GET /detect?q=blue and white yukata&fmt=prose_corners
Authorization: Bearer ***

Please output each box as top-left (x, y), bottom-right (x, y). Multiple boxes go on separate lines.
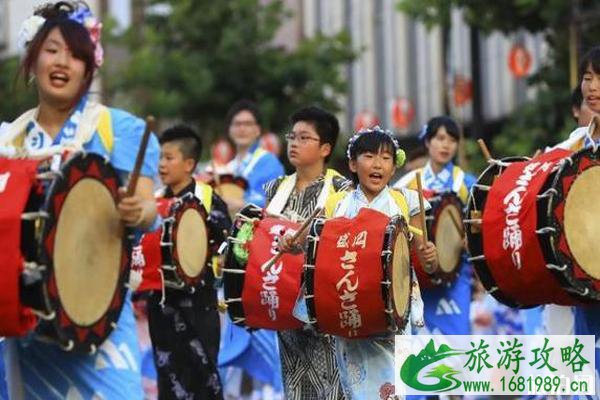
top-left (0, 95), bottom-right (160, 400)
top-left (329, 185), bottom-right (427, 400)
top-left (394, 161), bottom-right (475, 336)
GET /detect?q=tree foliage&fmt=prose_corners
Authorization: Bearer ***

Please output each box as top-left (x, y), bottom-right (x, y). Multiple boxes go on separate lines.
top-left (0, 57), bottom-right (37, 122)
top-left (397, 0), bottom-right (600, 159)
top-left (107, 0), bottom-right (355, 139)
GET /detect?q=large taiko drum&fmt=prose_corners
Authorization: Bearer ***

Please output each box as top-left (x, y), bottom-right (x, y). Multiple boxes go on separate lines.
top-left (2, 153), bottom-right (132, 353)
top-left (413, 191), bottom-right (465, 288)
top-left (304, 208), bottom-right (412, 338)
top-left (223, 204), bottom-right (304, 330)
top-left (132, 192), bottom-right (211, 292)
top-left (466, 148), bottom-right (600, 307)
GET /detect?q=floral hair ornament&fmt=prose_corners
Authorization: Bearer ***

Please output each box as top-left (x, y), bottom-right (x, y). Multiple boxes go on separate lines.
top-left (17, 3), bottom-right (104, 67)
top-left (346, 125), bottom-right (406, 167)
top-left (417, 123), bottom-right (428, 141)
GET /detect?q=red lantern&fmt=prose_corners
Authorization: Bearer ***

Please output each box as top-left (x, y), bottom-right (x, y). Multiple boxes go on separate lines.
top-left (353, 111), bottom-right (380, 132)
top-left (508, 44), bottom-right (532, 78)
top-left (260, 132), bottom-right (281, 156)
top-left (390, 97), bottom-right (415, 130)
top-left (211, 138), bottom-right (234, 166)
top-left (453, 74), bottom-right (473, 107)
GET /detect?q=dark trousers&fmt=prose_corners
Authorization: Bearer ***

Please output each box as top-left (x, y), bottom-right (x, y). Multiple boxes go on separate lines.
top-left (147, 288), bottom-right (223, 400)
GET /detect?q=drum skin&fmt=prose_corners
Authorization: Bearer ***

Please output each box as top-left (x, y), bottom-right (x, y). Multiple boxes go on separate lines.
top-left (414, 192), bottom-right (464, 288)
top-left (39, 152), bottom-right (131, 353)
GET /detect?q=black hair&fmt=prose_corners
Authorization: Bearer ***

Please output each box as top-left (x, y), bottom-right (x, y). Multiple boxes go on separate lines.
top-left (578, 46), bottom-right (600, 80)
top-left (290, 106), bottom-right (340, 162)
top-left (348, 129), bottom-right (399, 161)
top-left (225, 99), bottom-right (262, 127)
top-left (347, 129), bottom-right (399, 185)
top-left (159, 125), bottom-right (202, 166)
top-left (422, 116), bottom-right (460, 143)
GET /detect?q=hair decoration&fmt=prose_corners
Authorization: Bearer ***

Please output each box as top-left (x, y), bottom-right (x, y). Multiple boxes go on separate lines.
top-left (418, 123), bottom-right (428, 141)
top-left (346, 125), bottom-right (404, 167)
top-left (18, 3), bottom-right (104, 67)
top-left (395, 148), bottom-right (406, 168)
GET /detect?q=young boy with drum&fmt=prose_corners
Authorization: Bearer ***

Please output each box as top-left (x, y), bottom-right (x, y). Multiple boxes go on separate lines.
top-left (148, 125), bottom-right (230, 399)
top-left (323, 126), bottom-right (438, 400)
top-left (0, 2), bottom-right (159, 398)
top-left (394, 116), bottom-right (475, 336)
top-left (264, 106), bottom-right (352, 400)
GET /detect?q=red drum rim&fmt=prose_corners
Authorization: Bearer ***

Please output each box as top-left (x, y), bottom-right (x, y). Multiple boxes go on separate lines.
top-left (41, 152), bottom-right (131, 353)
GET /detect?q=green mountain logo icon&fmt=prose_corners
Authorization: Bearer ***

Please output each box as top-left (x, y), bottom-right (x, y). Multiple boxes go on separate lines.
top-left (400, 339), bottom-right (464, 392)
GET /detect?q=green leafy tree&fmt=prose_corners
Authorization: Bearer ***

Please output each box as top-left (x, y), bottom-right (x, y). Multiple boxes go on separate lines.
top-left (106, 0), bottom-right (355, 140)
top-left (397, 0), bottom-right (600, 159)
top-left (0, 57), bottom-right (37, 122)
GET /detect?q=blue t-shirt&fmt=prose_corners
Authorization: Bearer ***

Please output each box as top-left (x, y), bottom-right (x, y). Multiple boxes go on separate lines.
top-left (4, 106), bottom-right (159, 400)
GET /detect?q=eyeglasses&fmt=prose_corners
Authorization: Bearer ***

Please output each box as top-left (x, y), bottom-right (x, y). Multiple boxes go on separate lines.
top-left (285, 132), bottom-right (321, 145)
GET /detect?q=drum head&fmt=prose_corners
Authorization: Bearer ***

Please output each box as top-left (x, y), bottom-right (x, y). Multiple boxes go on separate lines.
top-left (218, 183), bottom-right (246, 201)
top-left (391, 229), bottom-right (411, 319)
top-left (54, 178), bottom-right (121, 327)
top-left (435, 204), bottom-right (463, 273)
top-left (176, 208), bottom-right (208, 279)
top-left (564, 166), bottom-right (600, 280)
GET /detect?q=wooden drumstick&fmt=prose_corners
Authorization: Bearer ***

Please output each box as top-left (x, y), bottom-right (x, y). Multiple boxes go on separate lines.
top-left (415, 172), bottom-right (428, 244)
top-left (477, 138), bottom-right (492, 162)
top-left (261, 207), bottom-right (323, 272)
top-left (126, 116), bottom-right (155, 196)
top-left (416, 172), bottom-right (436, 274)
top-left (531, 148), bottom-right (542, 158)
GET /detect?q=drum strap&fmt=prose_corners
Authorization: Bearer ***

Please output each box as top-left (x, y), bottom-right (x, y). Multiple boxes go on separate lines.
top-left (324, 188), bottom-right (410, 220)
top-left (194, 182), bottom-right (213, 212)
top-left (266, 169), bottom-right (341, 216)
top-left (242, 147), bottom-right (268, 178)
top-left (0, 102), bottom-right (113, 156)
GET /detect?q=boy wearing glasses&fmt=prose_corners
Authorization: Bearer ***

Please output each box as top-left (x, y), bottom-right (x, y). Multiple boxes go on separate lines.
top-left (264, 106), bottom-right (352, 400)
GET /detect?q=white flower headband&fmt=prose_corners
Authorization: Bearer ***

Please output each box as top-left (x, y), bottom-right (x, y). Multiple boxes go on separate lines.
top-left (17, 5), bottom-right (104, 67)
top-left (346, 125), bottom-right (406, 167)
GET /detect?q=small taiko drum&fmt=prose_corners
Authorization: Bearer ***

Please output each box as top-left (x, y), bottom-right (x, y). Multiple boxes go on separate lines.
top-left (4, 153), bottom-right (132, 353)
top-left (304, 208), bottom-right (412, 338)
top-left (209, 174), bottom-right (247, 200)
top-left (466, 148), bottom-right (600, 307)
top-left (132, 192), bottom-right (211, 292)
top-left (413, 192), bottom-right (465, 288)
top-left (223, 204), bottom-right (304, 330)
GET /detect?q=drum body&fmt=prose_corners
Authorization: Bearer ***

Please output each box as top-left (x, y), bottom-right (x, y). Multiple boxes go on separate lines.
top-left (133, 192), bottom-right (211, 292)
top-left (304, 208), bottom-right (412, 338)
top-left (414, 192), bottom-right (465, 288)
top-left (223, 205), bottom-right (304, 330)
top-left (466, 148), bottom-right (600, 307)
top-left (18, 152), bottom-right (131, 353)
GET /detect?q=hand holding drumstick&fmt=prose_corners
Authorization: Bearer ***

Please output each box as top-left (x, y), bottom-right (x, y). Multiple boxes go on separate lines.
top-left (414, 172), bottom-right (439, 274)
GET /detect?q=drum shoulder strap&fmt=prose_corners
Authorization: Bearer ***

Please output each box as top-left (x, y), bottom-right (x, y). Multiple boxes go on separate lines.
top-left (195, 181), bottom-right (213, 212)
top-left (388, 189), bottom-right (410, 220)
top-left (451, 166), bottom-right (469, 203)
top-left (324, 191), bottom-right (349, 218)
top-left (96, 107), bottom-right (114, 153)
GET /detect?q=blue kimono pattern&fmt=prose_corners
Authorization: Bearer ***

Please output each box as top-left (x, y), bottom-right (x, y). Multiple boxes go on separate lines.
top-left (417, 162), bottom-right (476, 336)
